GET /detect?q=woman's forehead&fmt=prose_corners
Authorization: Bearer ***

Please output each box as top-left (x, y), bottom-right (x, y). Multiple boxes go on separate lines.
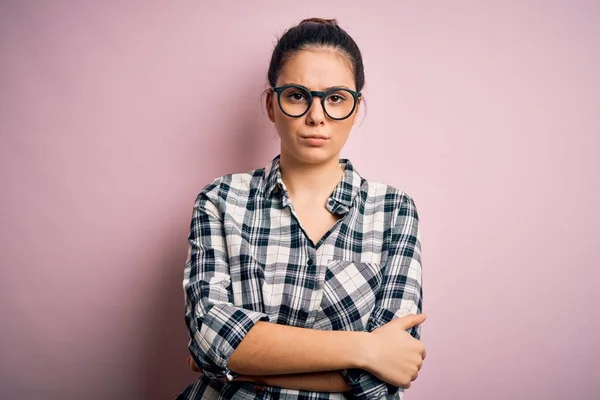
top-left (277, 49), bottom-right (355, 90)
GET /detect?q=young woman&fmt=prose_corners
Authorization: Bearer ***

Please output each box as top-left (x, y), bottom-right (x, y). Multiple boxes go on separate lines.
top-left (177, 18), bottom-right (426, 400)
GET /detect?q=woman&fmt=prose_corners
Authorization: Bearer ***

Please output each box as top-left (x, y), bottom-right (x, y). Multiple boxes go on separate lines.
top-left (177, 18), bottom-right (426, 400)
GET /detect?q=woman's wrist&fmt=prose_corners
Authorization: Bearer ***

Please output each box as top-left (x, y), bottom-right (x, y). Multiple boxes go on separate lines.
top-left (348, 331), bottom-right (373, 370)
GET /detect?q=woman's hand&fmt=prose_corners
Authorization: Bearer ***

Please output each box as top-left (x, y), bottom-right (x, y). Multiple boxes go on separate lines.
top-left (361, 314), bottom-right (427, 389)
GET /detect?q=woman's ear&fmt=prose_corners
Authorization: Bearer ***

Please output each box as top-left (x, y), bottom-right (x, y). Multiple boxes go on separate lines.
top-left (266, 90), bottom-right (275, 122)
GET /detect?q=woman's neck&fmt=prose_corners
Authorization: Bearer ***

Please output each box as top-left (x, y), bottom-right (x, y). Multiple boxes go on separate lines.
top-left (279, 154), bottom-right (344, 201)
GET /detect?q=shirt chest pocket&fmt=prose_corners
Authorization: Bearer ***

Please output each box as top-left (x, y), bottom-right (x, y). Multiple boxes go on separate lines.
top-left (319, 260), bottom-right (384, 330)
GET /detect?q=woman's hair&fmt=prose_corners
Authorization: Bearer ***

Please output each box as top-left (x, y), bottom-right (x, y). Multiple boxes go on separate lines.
top-left (267, 18), bottom-right (365, 92)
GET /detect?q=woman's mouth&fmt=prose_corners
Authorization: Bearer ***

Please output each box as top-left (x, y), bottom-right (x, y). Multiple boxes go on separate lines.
top-left (300, 135), bottom-right (328, 146)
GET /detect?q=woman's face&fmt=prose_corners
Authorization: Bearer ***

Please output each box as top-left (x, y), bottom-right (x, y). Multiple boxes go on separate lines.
top-left (267, 49), bottom-right (360, 165)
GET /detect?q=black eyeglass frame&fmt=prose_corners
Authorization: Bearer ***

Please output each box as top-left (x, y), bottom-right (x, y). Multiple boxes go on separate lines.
top-left (271, 84), bottom-right (362, 121)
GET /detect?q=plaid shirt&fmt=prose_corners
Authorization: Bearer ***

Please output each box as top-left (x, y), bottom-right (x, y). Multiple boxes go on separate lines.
top-left (177, 155), bottom-right (423, 400)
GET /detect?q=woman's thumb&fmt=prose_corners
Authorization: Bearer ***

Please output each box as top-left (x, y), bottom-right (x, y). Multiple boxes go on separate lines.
top-left (397, 313), bottom-right (427, 330)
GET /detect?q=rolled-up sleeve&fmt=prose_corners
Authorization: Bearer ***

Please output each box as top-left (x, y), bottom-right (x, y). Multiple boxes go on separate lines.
top-left (341, 194), bottom-right (423, 399)
top-left (183, 184), bottom-right (269, 381)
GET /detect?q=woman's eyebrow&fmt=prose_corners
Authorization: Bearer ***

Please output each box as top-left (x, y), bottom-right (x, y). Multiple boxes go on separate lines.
top-left (323, 85), bottom-right (351, 91)
top-left (280, 83), bottom-right (352, 91)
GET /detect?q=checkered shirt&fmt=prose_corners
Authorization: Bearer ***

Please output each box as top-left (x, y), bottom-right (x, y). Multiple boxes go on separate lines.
top-left (177, 155), bottom-right (423, 400)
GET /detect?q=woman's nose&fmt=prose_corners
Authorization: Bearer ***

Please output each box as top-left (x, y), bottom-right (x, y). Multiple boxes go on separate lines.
top-left (305, 97), bottom-right (325, 125)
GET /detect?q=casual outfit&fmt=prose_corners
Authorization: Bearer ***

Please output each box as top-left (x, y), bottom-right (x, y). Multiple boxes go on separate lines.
top-left (177, 155), bottom-right (422, 400)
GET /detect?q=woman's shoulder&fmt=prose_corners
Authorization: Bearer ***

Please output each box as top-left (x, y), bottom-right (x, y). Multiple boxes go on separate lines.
top-left (358, 179), bottom-right (420, 235)
top-left (360, 178), bottom-right (418, 212)
top-left (193, 165), bottom-right (268, 205)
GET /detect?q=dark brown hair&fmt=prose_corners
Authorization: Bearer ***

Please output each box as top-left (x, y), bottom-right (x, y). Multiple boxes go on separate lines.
top-left (267, 18), bottom-right (365, 91)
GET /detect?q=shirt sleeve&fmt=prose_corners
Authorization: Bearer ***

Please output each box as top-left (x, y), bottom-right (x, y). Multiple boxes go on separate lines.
top-left (183, 186), bottom-right (270, 381)
top-left (341, 194), bottom-right (423, 399)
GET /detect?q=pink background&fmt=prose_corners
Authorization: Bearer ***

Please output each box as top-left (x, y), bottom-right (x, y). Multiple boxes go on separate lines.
top-left (1, 1), bottom-right (599, 399)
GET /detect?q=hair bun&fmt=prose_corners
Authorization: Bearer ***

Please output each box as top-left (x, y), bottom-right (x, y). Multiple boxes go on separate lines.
top-left (299, 17), bottom-right (339, 26)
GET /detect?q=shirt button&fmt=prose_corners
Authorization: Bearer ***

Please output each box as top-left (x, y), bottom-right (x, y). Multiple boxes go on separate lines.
top-left (307, 258), bottom-right (313, 266)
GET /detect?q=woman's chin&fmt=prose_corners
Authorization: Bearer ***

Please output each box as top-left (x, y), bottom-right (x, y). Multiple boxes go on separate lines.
top-left (288, 148), bottom-right (338, 165)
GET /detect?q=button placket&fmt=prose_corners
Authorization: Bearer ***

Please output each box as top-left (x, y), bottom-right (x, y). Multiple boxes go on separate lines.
top-left (305, 250), bottom-right (326, 327)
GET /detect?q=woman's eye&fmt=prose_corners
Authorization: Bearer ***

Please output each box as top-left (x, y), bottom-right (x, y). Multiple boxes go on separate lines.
top-left (288, 92), bottom-right (307, 102)
top-left (327, 94), bottom-right (345, 103)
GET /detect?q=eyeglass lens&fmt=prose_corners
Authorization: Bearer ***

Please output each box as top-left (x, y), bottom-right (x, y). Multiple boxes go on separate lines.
top-left (278, 87), bottom-right (356, 119)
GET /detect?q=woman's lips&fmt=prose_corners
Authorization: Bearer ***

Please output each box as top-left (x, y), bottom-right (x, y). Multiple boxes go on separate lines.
top-left (301, 135), bottom-right (328, 146)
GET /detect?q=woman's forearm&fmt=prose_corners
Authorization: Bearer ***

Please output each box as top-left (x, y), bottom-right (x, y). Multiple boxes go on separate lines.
top-left (190, 356), bottom-right (351, 393)
top-left (227, 321), bottom-right (369, 376)
top-left (257, 371), bottom-right (351, 392)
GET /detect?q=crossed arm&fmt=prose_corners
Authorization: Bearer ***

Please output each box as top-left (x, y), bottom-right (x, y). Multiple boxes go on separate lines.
top-left (188, 354), bottom-right (351, 392)
top-left (184, 190), bottom-right (423, 397)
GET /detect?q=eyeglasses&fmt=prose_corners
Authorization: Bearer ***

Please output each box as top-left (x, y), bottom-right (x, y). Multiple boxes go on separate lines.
top-left (271, 84), bottom-right (362, 121)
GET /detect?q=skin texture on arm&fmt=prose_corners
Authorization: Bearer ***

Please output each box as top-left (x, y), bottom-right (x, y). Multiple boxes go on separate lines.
top-left (188, 357), bottom-right (351, 392)
top-left (227, 321), bottom-right (369, 375)
top-left (258, 372), bottom-right (350, 392)
top-left (226, 313), bottom-right (426, 392)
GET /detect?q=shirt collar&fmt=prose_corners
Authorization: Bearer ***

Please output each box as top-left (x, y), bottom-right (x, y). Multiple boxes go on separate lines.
top-left (263, 154), bottom-right (363, 211)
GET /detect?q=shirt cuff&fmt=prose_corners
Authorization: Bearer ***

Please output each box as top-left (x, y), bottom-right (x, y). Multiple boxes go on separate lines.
top-left (341, 368), bottom-right (398, 399)
top-left (196, 304), bottom-right (269, 377)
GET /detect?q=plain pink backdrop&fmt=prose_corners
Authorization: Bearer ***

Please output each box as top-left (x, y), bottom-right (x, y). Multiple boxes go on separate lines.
top-left (1, 1), bottom-right (599, 399)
